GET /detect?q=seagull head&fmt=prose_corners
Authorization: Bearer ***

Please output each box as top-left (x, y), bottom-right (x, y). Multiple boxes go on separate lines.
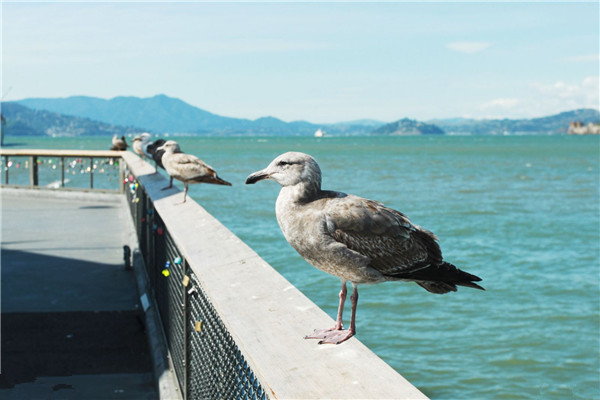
top-left (158, 140), bottom-right (181, 154)
top-left (245, 151), bottom-right (322, 188)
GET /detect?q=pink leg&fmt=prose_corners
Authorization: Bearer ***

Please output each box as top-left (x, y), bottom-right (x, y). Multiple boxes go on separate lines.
top-left (348, 284), bottom-right (358, 335)
top-left (182, 184), bottom-right (188, 203)
top-left (305, 281), bottom-right (357, 344)
top-left (161, 176), bottom-right (173, 191)
top-left (176, 183), bottom-right (188, 205)
top-left (334, 282), bottom-right (347, 330)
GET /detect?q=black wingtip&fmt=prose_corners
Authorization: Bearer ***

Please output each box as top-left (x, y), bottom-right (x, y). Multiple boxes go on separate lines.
top-left (459, 281), bottom-right (485, 291)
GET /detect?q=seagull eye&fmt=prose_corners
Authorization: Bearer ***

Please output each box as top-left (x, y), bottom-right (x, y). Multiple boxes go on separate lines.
top-left (278, 160), bottom-right (291, 166)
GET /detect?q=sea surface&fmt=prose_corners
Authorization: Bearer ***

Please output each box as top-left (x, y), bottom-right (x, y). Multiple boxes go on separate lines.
top-left (3, 135), bottom-right (599, 399)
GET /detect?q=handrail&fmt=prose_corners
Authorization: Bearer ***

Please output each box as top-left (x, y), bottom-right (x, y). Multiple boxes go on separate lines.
top-left (120, 151), bottom-right (428, 399)
top-left (0, 149), bottom-right (125, 157)
top-left (0, 149), bottom-right (124, 191)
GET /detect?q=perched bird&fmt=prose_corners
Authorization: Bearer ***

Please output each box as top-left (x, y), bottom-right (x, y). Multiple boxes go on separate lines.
top-left (110, 134), bottom-right (128, 151)
top-left (132, 133), bottom-right (151, 158)
top-left (159, 140), bottom-right (232, 203)
top-left (144, 139), bottom-right (166, 173)
top-left (246, 152), bottom-right (483, 344)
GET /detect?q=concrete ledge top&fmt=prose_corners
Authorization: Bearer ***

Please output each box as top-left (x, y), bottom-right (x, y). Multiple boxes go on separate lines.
top-left (122, 152), bottom-right (428, 400)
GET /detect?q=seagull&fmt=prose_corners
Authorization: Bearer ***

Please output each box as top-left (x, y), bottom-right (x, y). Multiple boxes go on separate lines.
top-left (110, 134), bottom-right (128, 151)
top-left (246, 152), bottom-right (483, 344)
top-left (144, 138), bottom-right (166, 173)
top-left (132, 133), bottom-right (151, 158)
top-left (159, 140), bottom-right (232, 203)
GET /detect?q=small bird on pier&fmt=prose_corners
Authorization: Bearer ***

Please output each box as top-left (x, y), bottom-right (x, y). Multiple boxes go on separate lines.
top-left (132, 133), bottom-right (151, 158)
top-left (159, 140), bottom-right (232, 203)
top-left (110, 134), bottom-right (128, 151)
top-left (246, 152), bottom-right (483, 344)
top-left (144, 139), bottom-right (167, 173)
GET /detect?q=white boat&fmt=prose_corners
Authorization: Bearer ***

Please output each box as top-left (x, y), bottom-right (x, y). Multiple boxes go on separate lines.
top-left (314, 128), bottom-right (325, 137)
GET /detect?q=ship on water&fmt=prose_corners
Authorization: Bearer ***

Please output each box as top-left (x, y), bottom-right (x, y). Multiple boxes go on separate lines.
top-left (314, 128), bottom-right (325, 137)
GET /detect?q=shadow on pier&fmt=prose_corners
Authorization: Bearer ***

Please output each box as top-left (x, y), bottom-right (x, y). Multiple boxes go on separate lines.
top-left (0, 190), bottom-right (157, 399)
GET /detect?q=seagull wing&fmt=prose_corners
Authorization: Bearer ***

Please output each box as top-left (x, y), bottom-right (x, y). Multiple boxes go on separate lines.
top-left (323, 195), bottom-right (442, 276)
top-left (169, 153), bottom-right (211, 178)
top-left (169, 153), bottom-right (232, 185)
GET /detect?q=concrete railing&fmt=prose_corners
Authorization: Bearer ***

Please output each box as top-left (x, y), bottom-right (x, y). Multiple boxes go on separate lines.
top-left (120, 151), bottom-right (427, 399)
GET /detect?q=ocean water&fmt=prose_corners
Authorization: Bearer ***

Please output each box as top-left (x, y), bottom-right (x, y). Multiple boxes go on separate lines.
top-left (4, 135), bottom-right (599, 399)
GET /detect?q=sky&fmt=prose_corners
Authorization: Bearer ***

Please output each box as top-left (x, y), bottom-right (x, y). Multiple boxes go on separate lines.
top-left (2, 1), bottom-right (599, 124)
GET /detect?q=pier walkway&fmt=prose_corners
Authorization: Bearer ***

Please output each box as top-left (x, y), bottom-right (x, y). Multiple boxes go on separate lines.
top-left (0, 189), bottom-right (157, 399)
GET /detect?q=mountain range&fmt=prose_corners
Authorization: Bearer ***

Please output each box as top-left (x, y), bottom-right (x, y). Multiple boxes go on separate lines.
top-left (431, 109), bottom-right (600, 135)
top-left (1, 102), bottom-right (145, 137)
top-left (2, 94), bottom-right (599, 137)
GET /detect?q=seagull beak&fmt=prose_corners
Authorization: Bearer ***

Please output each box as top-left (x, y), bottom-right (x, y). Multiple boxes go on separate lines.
top-left (245, 169), bottom-right (271, 184)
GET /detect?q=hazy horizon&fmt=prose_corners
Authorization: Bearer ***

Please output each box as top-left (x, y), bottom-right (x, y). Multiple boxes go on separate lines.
top-left (9, 93), bottom-right (600, 125)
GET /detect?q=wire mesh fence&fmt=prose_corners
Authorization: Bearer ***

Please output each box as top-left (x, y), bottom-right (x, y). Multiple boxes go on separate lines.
top-left (124, 168), bottom-right (267, 400)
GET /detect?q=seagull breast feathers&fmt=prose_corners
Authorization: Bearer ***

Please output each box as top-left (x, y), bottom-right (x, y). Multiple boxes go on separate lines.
top-left (322, 195), bottom-right (442, 276)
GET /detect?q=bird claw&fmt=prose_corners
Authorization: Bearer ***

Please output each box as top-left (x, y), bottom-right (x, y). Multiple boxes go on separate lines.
top-left (304, 328), bottom-right (355, 345)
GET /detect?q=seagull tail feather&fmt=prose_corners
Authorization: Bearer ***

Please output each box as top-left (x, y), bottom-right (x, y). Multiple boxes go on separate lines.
top-left (402, 262), bottom-right (484, 294)
top-left (211, 176), bottom-right (232, 186)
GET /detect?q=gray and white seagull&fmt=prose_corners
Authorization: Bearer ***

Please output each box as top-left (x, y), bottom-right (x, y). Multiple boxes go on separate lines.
top-left (246, 151), bottom-right (484, 345)
top-left (159, 141), bottom-right (232, 203)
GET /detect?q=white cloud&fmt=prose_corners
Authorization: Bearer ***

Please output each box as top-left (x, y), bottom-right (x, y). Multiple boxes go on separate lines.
top-left (446, 41), bottom-right (492, 54)
top-left (561, 54), bottom-right (600, 63)
top-left (476, 77), bottom-right (599, 119)
top-left (531, 77), bottom-right (599, 106)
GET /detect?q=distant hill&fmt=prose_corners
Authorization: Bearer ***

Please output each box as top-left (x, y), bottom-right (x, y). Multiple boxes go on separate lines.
top-left (16, 94), bottom-right (252, 134)
top-left (372, 118), bottom-right (444, 135)
top-left (8, 94), bottom-right (599, 137)
top-left (1, 102), bottom-right (144, 137)
top-left (430, 109), bottom-right (600, 135)
top-left (327, 119), bottom-right (386, 136)
top-left (14, 94), bottom-right (385, 136)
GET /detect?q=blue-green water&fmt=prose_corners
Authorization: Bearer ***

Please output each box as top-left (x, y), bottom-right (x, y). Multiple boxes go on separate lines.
top-left (4, 135), bottom-right (599, 399)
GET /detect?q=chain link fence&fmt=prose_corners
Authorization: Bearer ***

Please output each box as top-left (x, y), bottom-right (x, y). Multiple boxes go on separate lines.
top-left (124, 170), bottom-right (267, 400)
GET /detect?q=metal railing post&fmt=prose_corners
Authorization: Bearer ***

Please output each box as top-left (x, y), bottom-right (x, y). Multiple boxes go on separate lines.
top-left (61, 157), bottom-right (65, 187)
top-left (29, 156), bottom-right (38, 187)
top-left (119, 158), bottom-right (125, 193)
top-left (4, 155), bottom-right (8, 184)
top-left (90, 157), bottom-right (94, 189)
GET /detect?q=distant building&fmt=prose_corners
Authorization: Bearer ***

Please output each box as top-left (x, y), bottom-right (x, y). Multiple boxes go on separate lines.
top-left (568, 121), bottom-right (600, 135)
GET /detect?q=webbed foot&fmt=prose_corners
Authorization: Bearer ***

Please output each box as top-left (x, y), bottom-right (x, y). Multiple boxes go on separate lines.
top-left (304, 328), bottom-right (355, 345)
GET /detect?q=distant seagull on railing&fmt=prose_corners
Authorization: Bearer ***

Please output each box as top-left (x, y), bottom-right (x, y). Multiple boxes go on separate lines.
top-left (145, 139), bottom-right (167, 173)
top-left (132, 133), bottom-right (152, 158)
top-left (246, 152), bottom-right (484, 344)
top-left (110, 134), bottom-right (128, 151)
top-left (158, 140), bottom-right (232, 203)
